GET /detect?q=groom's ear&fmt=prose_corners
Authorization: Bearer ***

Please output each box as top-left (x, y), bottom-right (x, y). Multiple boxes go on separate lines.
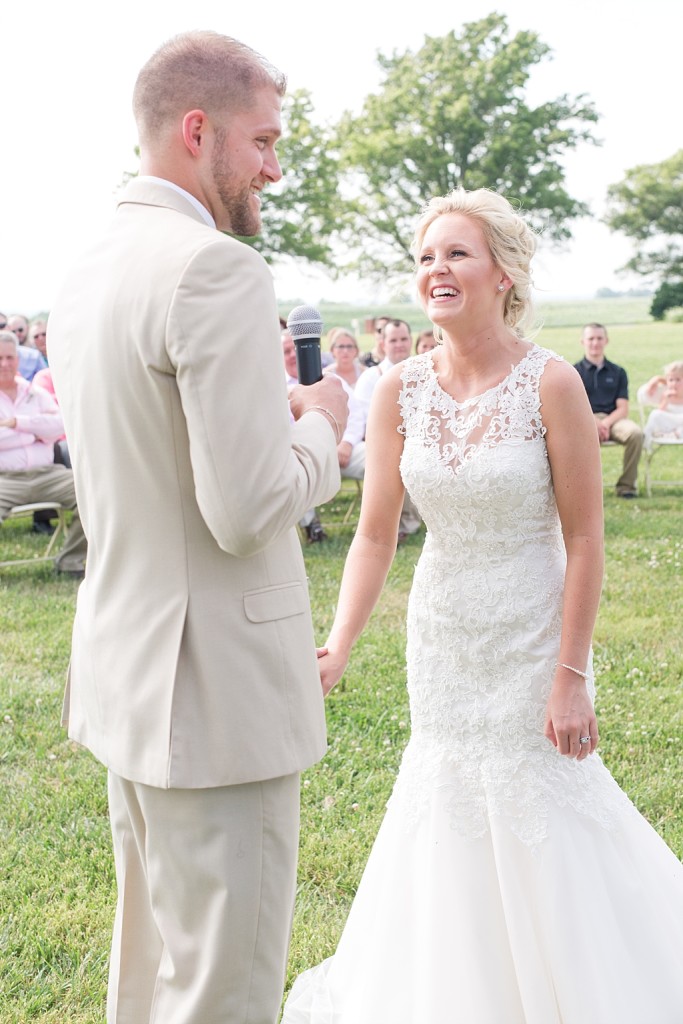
top-left (181, 110), bottom-right (209, 157)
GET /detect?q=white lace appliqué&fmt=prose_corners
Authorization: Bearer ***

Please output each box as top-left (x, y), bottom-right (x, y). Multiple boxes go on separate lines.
top-left (389, 346), bottom-right (638, 848)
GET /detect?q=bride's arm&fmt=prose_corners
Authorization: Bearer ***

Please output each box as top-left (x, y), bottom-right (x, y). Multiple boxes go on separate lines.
top-left (541, 359), bottom-right (605, 760)
top-left (319, 366), bottom-right (407, 696)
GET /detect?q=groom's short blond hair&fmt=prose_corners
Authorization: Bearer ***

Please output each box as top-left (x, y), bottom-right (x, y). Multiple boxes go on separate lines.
top-left (133, 30), bottom-right (286, 147)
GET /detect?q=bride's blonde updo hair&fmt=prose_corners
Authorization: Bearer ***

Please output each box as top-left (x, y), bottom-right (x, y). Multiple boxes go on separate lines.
top-left (411, 187), bottom-right (538, 339)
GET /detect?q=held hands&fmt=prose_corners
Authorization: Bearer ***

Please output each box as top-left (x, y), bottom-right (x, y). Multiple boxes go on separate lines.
top-left (316, 645), bottom-right (349, 697)
top-left (290, 376), bottom-right (349, 441)
top-left (544, 669), bottom-right (599, 761)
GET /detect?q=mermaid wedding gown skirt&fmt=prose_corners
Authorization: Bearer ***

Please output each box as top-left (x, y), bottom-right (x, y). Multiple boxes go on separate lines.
top-left (282, 347), bottom-right (683, 1024)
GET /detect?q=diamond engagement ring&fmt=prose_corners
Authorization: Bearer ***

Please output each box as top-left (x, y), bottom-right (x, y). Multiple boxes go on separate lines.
top-left (579, 736), bottom-right (591, 744)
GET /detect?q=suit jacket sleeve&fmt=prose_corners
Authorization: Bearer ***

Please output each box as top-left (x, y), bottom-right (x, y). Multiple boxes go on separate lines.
top-left (166, 237), bottom-right (340, 557)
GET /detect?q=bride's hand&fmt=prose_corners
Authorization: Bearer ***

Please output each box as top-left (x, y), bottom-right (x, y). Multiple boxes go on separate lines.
top-left (544, 674), bottom-right (599, 761)
top-left (316, 646), bottom-right (350, 697)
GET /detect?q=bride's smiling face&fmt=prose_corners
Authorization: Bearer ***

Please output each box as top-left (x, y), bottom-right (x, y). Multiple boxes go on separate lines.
top-left (416, 213), bottom-right (509, 329)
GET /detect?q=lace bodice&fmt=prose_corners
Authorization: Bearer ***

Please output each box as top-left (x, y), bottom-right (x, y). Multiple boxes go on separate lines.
top-left (398, 346), bottom-right (560, 545)
top-left (390, 346), bottom-right (637, 847)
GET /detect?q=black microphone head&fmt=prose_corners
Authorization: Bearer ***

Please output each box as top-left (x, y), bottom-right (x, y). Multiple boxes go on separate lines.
top-left (286, 305), bottom-right (324, 341)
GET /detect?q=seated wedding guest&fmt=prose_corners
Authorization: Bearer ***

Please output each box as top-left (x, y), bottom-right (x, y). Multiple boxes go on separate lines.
top-left (7, 314), bottom-right (29, 346)
top-left (18, 343), bottom-right (47, 382)
top-left (354, 319), bottom-right (422, 542)
top-left (0, 331), bottom-right (86, 575)
top-left (415, 328), bottom-right (438, 354)
top-left (325, 329), bottom-right (365, 389)
top-left (8, 314), bottom-right (48, 382)
top-left (29, 365), bottom-right (71, 533)
top-left (325, 365), bottom-right (366, 484)
top-left (33, 367), bottom-right (71, 467)
top-left (573, 322), bottom-right (643, 498)
top-left (359, 315), bottom-right (390, 368)
top-left (28, 320), bottom-right (49, 361)
top-left (0, 313), bottom-right (7, 329)
top-left (355, 319), bottom-right (414, 425)
top-left (637, 361), bottom-right (683, 449)
top-left (283, 330), bottom-right (327, 542)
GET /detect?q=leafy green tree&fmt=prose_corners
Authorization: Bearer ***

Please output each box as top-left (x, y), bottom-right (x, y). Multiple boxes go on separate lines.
top-left (604, 150), bottom-right (683, 319)
top-left (121, 21), bottom-right (599, 285)
top-left (331, 13), bottom-right (599, 279)
top-left (248, 89), bottom-right (343, 267)
top-left (121, 91), bottom-right (343, 270)
top-left (649, 281), bottom-right (683, 321)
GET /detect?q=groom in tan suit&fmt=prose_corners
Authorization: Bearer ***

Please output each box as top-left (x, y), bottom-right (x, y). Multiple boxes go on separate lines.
top-left (48, 31), bottom-right (347, 1024)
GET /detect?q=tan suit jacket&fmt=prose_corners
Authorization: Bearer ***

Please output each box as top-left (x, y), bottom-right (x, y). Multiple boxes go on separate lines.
top-left (48, 178), bottom-right (340, 789)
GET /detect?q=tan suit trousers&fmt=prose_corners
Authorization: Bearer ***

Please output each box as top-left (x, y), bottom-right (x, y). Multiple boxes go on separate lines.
top-left (107, 771), bottom-right (300, 1024)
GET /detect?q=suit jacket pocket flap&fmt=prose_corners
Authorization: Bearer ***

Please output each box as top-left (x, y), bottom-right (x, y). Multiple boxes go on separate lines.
top-left (243, 582), bottom-right (307, 623)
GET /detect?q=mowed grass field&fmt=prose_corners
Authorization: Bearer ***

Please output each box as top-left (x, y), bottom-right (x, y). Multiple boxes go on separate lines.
top-left (1, 297), bottom-right (681, 1022)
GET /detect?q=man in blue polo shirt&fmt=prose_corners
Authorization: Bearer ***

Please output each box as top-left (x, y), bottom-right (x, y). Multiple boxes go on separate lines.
top-left (574, 322), bottom-right (643, 498)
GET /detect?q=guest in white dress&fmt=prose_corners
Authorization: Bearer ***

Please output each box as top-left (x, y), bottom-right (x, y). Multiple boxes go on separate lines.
top-left (637, 360), bottom-right (683, 449)
top-left (282, 187), bottom-right (683, 1024)
top-left (324, 329), bottom-right (365, 389)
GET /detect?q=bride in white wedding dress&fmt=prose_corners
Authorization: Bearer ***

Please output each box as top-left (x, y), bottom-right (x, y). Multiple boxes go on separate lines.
top-left (281, 188), bottom-right (683, 1024)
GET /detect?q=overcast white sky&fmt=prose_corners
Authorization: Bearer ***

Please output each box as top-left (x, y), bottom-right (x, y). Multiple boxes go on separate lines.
top-left (2, 0), bottom-right (681, 315)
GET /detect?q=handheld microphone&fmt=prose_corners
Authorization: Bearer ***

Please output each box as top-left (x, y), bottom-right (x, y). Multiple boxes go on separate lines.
top-left (286, 305), bottom-right (323, 385)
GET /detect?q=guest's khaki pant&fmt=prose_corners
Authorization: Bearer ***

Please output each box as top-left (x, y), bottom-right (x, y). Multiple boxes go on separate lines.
top-left (597, 414), bottom-right (644, 495)
top-left (107, 771), bottom-right (300, 1024)
top-left (0, 464), bottom-right (87, 571)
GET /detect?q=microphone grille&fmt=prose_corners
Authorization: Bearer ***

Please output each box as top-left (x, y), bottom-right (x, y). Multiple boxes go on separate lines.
top-left (286, 305), bottom-right (324, 340)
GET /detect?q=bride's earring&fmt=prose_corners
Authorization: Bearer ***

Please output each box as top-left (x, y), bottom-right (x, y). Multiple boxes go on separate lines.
top-left (497, 284), bottom-right (505, 292)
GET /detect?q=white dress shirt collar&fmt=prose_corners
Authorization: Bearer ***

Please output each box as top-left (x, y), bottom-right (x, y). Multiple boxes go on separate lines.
top-left (139, 176), bottom-right (216, 229)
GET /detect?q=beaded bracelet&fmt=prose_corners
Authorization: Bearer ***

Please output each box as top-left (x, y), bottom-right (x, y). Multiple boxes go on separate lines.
top-left (556, 662), bottom-right (589, 680)
top-left (309, 405), bottom-right (342, 444)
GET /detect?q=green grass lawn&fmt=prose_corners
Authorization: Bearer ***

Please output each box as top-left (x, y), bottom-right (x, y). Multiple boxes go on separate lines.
top-left (1, 310), bottom-right (682, 1021)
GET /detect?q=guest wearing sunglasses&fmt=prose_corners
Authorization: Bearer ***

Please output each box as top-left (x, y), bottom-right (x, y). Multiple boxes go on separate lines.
top-left (28, 320), bottom-right (48, 361)
top-left (359, 315), bottom-right (390, 368)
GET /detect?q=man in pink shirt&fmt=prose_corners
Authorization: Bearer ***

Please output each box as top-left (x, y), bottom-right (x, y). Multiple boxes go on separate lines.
top-left (0, 331), bottom-right (86, 575)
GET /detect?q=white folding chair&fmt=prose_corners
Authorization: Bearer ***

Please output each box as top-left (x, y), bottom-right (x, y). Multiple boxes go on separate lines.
top-left (0, 502), bottom-right (68, 568)
top-left (639, 403), bottom-right (683, 497)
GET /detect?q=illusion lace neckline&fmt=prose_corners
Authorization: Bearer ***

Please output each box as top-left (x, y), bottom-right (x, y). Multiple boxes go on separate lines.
top-left (425, 344), bottom-right (536, 409)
